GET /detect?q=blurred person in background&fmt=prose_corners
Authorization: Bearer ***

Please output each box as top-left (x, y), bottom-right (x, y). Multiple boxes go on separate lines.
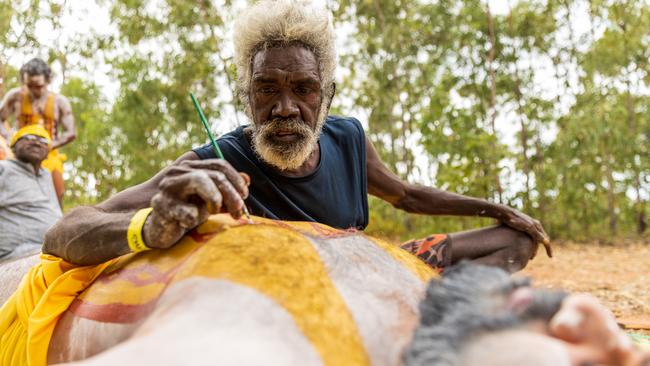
top-left (0, 57), bottom-right (76, 205)
top-left (0, 125), bottom-right (62, 262)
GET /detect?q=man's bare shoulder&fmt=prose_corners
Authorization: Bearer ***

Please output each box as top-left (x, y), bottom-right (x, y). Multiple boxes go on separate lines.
top-left (54, 93), bottom-right (68, 103)
top-left (3, 87), bottom-right (23, 102)
top-left (54, 93), bottom-right (71, 109)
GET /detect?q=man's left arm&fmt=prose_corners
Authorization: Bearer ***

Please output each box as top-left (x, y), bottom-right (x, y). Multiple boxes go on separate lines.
top-left (365, 136), bottom-right (552, 257)
top-left (52, 95), bottom-right (76, 149)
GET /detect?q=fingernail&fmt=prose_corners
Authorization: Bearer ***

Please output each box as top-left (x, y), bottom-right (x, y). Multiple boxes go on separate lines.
top-left (551, 307), bottom-right (584, 331)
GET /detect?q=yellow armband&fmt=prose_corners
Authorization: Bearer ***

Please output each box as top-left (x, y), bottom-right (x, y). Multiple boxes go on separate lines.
top-left (127, 207), bottom-right (154, 253)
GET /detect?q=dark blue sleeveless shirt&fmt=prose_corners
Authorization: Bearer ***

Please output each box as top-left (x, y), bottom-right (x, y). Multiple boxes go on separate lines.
top-left (192, 116), bottom-right (368, 229)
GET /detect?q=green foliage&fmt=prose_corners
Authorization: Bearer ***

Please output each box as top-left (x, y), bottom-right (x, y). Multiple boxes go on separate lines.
top-left (3, 0), bottom-right (647, 241)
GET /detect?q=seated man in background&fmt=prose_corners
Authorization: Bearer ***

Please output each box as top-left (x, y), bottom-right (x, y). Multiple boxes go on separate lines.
top-left (0, 125), bottom-right (62, 261)
top-left (406, 263), bottom-right (650, 366)
top-left (0, 57), bottom-right (77, 205)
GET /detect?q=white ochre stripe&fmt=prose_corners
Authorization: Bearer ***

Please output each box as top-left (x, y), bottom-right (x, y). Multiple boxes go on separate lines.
top-left (308, 235), bottom-right (434, 366)
top-left (171, 224), bottom-right (371, 366)
top-left (364, 236), bottom-right (438, 282)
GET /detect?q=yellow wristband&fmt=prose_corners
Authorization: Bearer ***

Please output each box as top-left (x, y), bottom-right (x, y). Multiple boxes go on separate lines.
top-left (127, 207), bottom-right (154, 253)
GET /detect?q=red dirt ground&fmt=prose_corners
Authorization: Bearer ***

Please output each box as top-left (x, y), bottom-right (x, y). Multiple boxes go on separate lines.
top-left (521, 242), bottom-right (650, 336)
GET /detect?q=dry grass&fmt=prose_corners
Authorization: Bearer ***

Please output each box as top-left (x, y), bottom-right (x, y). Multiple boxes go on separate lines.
top-left (521, 242), bottom-right (650, 336)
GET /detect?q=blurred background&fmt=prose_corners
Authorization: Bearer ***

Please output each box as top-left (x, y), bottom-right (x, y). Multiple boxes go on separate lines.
top-left (0, 0), bottom-right (647, 242)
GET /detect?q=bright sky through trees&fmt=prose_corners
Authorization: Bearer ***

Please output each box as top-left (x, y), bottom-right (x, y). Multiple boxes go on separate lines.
top-left (1, 0), bottom-right (647, 241)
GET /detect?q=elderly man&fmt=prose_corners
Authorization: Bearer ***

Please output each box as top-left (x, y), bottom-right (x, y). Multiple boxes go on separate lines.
top-left (0, 125), bottom-right (62, 261)
top-left (0, 57), bottom-right (77, 205)
top-left (44, 0), bottom-right (549, 269)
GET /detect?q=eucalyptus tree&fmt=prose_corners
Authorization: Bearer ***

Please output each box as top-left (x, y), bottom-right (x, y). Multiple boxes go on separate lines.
top-left (105, 0), bottom-right (240, 189)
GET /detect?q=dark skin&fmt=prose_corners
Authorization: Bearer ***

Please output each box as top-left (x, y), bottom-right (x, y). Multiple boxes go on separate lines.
top-left (0, 74), bottom-right (76, 150)
top-left (11, 135), bottom-right (50, 174)
top-left (0, 73), bottom-right (77, 205)
top-left (44, 45), bottom-right (550, 269)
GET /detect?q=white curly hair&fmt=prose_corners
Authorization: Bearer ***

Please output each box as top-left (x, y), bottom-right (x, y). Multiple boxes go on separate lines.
top-left (233, 0), bottom-right (337, 119)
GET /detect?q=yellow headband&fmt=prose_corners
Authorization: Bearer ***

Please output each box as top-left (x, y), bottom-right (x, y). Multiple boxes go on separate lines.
top-left (10, 125), bottom-right (51, 147)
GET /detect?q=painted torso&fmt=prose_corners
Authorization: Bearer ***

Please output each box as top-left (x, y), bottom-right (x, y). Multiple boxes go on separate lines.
top-left (6, 88), bottom-right (61, 137)
top-left (1, 215), bottom-right (436, 365)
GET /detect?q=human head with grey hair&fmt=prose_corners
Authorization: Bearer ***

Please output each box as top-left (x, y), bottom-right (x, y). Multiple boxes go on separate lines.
top-left (405, 263), bottom-right (650, 366)
top-left (232, 0), bottom-right (337, 171)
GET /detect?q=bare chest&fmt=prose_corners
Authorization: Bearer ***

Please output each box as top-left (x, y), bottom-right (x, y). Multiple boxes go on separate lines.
top-left (11, 93), bottom-right (59, 121)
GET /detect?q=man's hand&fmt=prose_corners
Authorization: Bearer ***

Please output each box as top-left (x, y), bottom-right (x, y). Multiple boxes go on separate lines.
top-left (499, 205), bottom-right (552, 258)
top-left (142, 159), bottom-right (249, 249)
top-left (550, 294), bottom-right (650, 366)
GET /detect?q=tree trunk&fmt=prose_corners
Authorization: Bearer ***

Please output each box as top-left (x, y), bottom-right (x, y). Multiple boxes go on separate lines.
top-left (600, 130), bottom-right (618, 236)
top-left (506, 5), bottom-right (531, 211)
top-left (604, 156), bottom-right (618, 237)
top-left (534, 133), bottom-right (547, 225)
top-left (373, 0), bottom-right (401, 175)
top-left (486, 2), bottom-right (503, 204)
top-left (635, 175), bottom-right (646, 235)
top-left (620, 20), bottom-right (646, 236)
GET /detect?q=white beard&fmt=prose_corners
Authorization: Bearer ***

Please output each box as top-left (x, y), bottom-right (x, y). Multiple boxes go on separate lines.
top-left (251, 116), bottom-right (326, 171)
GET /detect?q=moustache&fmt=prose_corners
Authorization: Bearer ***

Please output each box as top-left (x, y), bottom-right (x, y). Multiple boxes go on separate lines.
top-left (257, 118), bottom-right (313, 138)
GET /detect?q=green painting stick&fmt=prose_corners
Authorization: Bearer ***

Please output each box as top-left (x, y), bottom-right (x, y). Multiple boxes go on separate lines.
top-left (190, 93), bottom-right (252, 223)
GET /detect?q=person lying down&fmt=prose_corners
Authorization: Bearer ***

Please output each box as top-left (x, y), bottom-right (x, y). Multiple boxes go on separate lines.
top-left (407, 263), bottom-right (650, 366)
top-left (0, 214), bottom-right (647, 365)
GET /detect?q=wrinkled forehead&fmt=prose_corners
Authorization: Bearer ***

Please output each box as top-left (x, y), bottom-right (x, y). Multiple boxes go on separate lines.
top-left (23, 74), bottom-right (47, 86)
top-left (251, 45), bottom-right (320, 81)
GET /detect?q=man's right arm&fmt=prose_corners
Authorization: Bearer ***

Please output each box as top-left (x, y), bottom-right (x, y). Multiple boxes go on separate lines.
top-left (0, 89), bottom-right (19, 140)
top-left (43, 152), bottom-right (250, 265)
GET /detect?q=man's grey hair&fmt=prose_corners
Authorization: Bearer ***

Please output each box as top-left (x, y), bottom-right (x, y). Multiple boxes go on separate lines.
top-left (405, 263), bottom-right (567, 366)
top-left (233, 0), bottom-right (337, 118)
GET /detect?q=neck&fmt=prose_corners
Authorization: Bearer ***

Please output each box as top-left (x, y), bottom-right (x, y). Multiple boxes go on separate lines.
top-left (16, 157), bottom-right (42, 175)
top-left (23, 88), bottom-right (48, 101)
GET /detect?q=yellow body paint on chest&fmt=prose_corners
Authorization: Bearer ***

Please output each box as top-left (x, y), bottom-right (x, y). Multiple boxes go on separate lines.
top-left (171, 223), bottom-right (371, 366)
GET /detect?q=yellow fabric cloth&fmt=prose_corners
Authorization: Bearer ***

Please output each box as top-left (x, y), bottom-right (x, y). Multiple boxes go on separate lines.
top-left (40, 149), bottom-right (66, 174)
top-left (0, 254), bottom-right (114, 366)
top-left (9, 125), bottom-right (51, 148)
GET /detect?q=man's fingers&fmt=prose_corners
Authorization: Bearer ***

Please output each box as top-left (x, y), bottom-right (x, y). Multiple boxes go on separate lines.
top-left (533, 220), bottom-right (552, 257)
top-left (543, 241), bottom-right (553, 258)
top-left (152, 194), bottom-right (209, 229)
top-left (159, 168), bottom-right (247, 218)
top-left (534, 219), bottom-right (550, 242)
top-left (551, 294), bottom-right (629, 354)
top-left (240, 172), bottom-right (251, 187)
top-left (505, 209), bottom-right (551, 258)
top-left (180, 159), bottom-right (249, 198)
top-left (159, 170), bottom-right (223, 214)
top-left (205, 170), bottom-right (245, 219)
